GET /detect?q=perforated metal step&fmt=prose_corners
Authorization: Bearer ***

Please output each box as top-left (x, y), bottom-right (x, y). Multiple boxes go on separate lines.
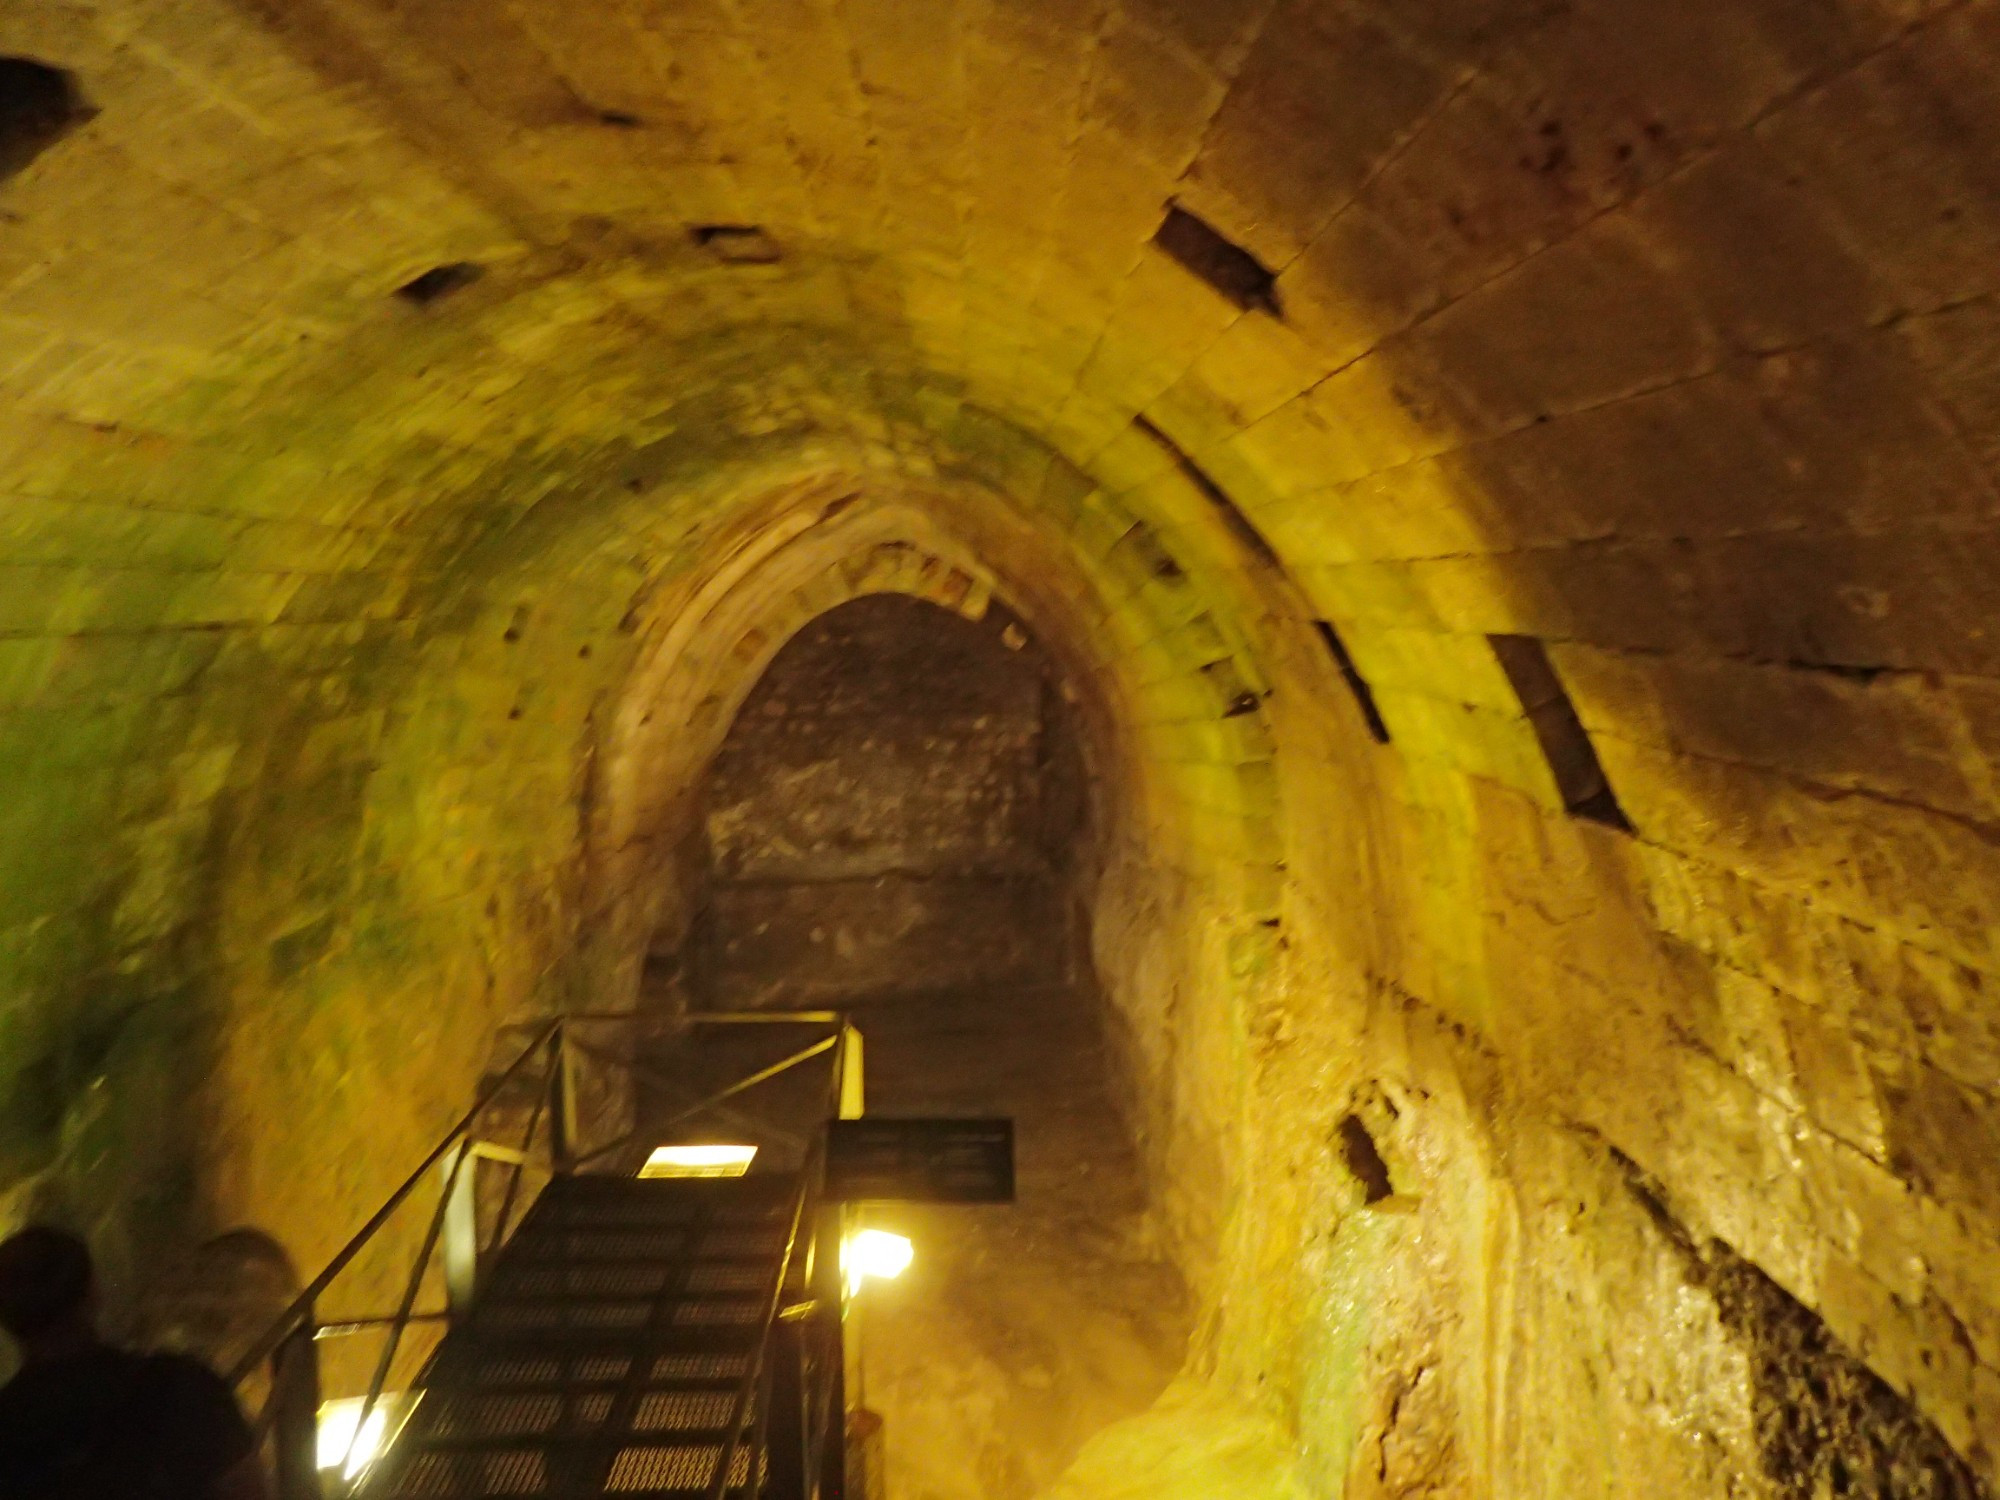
top-left (358, 1174), bottom-right (797, 1499)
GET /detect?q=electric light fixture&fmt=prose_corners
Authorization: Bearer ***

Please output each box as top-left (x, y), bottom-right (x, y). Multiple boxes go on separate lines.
top-left (318, 1396), bottom-right (392, 1477)
top-left (640, 1143), bottom-right (759, 1179)
top-left (842, 1228), bottom-right (914, 1294)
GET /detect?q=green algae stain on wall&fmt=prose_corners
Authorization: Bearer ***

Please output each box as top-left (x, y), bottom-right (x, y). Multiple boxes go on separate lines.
top-left (0, 845), bottom-right (217, 1314)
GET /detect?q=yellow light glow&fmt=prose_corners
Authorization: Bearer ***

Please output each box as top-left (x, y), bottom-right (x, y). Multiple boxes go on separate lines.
top-left (842, 1229), bottom-right (914, 1293)
top-left (318, 1397), bottom-right (390, 1477)
top-left (640, 1143), bottom-right (758, 1179)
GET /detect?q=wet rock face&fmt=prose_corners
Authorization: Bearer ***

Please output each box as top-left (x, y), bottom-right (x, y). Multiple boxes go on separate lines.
top-left (1600, 1147), bottom-right (1989, 1500)
top-left (1710, 1258), bottom-right (1986, 1500)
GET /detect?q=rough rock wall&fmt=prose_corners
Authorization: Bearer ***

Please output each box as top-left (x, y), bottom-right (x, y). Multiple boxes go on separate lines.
top-left (698, 594), bottom-right (1076, 1004)
top-left (1079, 614), bottom-right (2000, 1496)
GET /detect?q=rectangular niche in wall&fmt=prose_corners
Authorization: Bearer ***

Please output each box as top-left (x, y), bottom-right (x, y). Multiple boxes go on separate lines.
top-left (1152, 203), bottom-right (1281, 317)
top-left (1, 59), bottom-right (92, 182)
top-left (1313, 620), bottom-right (1391, 745)
top-left (1488, 634), bottom-right (1632, 832)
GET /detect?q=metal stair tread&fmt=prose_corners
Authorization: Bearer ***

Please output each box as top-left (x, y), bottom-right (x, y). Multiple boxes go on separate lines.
top-left (354, 1172), bottom-right (799, 1500)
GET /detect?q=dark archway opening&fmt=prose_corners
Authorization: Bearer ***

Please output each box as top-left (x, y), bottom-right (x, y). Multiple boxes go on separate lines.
top-left (691, 593), bottom-right (1090, 1010)
top-left (663, 593), bottom-right (1187, 1500)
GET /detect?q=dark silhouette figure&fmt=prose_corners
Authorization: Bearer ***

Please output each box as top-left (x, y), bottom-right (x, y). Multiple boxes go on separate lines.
top-left (0, 1227), bottom-right (267, 1499)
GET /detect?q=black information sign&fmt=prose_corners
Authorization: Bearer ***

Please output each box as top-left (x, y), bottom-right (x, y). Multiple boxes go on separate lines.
top-left (824, 1117), bottom-right (1016, 1204)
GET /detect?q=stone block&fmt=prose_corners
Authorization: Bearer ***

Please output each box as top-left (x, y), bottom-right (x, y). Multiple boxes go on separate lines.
top-left (1875, 1059), bottom-right (2000, 1234)
top-left (1190, 2), bottom-right (1453, 254)
top-left (1411, 216), bottom-right (1717, 435)
top-left (1630, 136), bottom-right (1892, 351)
top-left (1757, 8), bottom-right (2000, 309)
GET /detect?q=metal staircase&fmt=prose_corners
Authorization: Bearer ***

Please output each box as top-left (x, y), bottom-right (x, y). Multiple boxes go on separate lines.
top-left (230, 1012), bottom-right (856, 1500)
top-left (358, 1172), bottom-right (842, 1499)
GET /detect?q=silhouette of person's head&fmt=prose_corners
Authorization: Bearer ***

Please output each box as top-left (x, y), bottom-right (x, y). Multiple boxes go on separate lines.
top-left (0, 1226), bottom-right (97, 1356)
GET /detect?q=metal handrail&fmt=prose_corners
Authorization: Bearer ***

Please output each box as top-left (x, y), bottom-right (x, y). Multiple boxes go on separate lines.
top-left (233, 1006), bottom-right (857, 1499)
top-left (484, 1060), bottom-right (549, 1257)
top-left (566, 1037), bottom-right (840, 1171)
top-left (227, 1016), bottom-right (562, 1387)
top-left (560, 1037), bottom-right (812, 1168)
top-left (703, 1025), bottom-right (847, 1500)
top-left (336, 1134), bottom-right (472, 1472)
top-left (566, 1009), bottom-right (842, 1025)
top-left (706, 1145), bottom-right (819, 1500)
top-left (229, 1007), bottom-right (750, 1386)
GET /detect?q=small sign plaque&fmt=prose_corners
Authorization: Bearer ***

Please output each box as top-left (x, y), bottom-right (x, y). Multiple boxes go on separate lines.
top-left (825, 1118), bottom-right (1016, 1204)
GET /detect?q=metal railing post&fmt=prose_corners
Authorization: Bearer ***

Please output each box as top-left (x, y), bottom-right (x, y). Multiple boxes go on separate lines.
top-left (342, 1139), bottom-right (470, 1477)
top-left (230, 1017), bottom-right (561, 1390)
top-left (548, 1022), bottom-right (579, 1175)
top-left (821, 1358), bottom-right (849, 1500)
top-left (441, 1140), bottom-right (479, 1320)
top-left (838, 1024), bottom-right (864, 1120)
top-left (818, 1036), bottom-right (854, 1500)
top-left (767, 1317), bottom-right (806, 1500)
top-left (270, 1309), bottom-right (323, 1500)
top-left (814, 1200), bottom-right (848, 1500)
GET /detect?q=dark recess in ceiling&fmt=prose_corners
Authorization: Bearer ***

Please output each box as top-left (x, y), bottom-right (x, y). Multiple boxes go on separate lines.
top-left (1313, 621), bottom-right (1392, 745)
top-left (1152, 203), bottom-right (1281, 317)
top-left (691, 225), bottom-right (784, 264)
top-left (0, 58), bottom-right (94, 183)
top-left (395, 262), bottom-right (484, 306)
top-left (1489, 634), bottom-right (1632, 831)
top-left (1132, 416), bottom-right (1389, 745)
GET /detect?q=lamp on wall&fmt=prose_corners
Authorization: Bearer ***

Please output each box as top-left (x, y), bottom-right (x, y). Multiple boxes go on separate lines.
top-left (842, 1228), bottom-right (914, 1295)
top-left (318, 1396), bottom-right (392, 1478)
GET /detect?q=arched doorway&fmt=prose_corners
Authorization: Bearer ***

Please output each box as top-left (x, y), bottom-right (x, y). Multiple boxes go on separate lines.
top-left (668, 592), bottom-right (1187, 1500)
top-left (690, 594), bottom-right (1089, 1009)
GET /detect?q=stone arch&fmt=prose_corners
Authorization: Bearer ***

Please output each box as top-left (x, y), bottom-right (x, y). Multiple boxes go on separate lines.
top-left (580, 473), bottom-right (1292, 1015)
top-left (565, 472), bottom-right (1309, 1276)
